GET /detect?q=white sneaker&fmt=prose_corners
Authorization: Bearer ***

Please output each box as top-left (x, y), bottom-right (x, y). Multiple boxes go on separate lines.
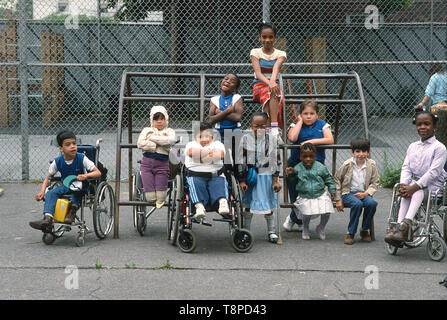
top-left (218, 199), bottom-right (230, 215)
top-left (316, 225), bottom-right (326, 240)
top-left (193, 203), bottom-right (206, 220)
top-left (282, 215), bottom-right (295, 232)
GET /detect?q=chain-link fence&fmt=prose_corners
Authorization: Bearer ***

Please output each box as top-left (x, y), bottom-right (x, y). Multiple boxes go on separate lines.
top-left (0, 0), bottom-right (446, 181)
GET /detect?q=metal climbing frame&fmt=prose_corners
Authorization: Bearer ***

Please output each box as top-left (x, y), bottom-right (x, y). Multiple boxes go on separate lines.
top-left (114, 71), bottom-right (369, 239)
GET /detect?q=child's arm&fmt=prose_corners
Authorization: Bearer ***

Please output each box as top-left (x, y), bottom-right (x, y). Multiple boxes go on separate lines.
top-left (269, 56), bottom-right (286, 95)
top-left (272, 175), bottom-right (281, 193)
top-left (287, 118), bottom-right (303, 143)
top-left (333, 165), bottom-right (346, 211)
top-left (322, 166), bottom-right (336, 198)
top-left (364, 160), bottom-right (380, 198)
top-left (137, 127), bottom-right (156, 152)
top-left (77, 166), bottom-right (101, 182)
top-left (148, 128), bottom-right (176, 146)
top-left (301, 126), bottom-right (334, 146)
top-left (209, 99), bottom-right (243, 124)
top-left (36, 173), bottom-right (52, 201)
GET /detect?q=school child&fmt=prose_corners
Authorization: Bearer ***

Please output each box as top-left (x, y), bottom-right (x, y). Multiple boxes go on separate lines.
top-left (237, 112), bottom-right (282, 243)
top-left (282, 99), bottom-right (334, 232)
top-left (137, 105), bottom-right (176, 208)
top-left (385, 111), bottom-right (447, 244)
top-left (29, 130), bottom-right (101, 231)
top-left (184, 122), bottom-right (230, 220)
top-left (334, 137), bottom-right (380, 245)
top-left (285, 143), bottom-right (336, 240)
top-left (209, 73), bottom-right (243, 167)
top-left (250, 22), bottom-right (286, 136)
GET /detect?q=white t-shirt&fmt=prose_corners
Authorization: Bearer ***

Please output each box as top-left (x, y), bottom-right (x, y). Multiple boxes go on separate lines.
top-left (350, 157), bottom-right (366, 193)
top-left (49, 156), bottom-right (96, 175)
top-left (184, 140), bottom-right (225, 173)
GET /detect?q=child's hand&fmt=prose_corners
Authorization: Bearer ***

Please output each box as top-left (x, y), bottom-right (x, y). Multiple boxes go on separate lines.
top-left (35, 191), bottom-right (45, 201)
top-left (330, 193), bottom-right (335, 200)
top-left (240, 181), bottom-right (248, 193)
top-left (285, 167), bottom-right (293, 175)
top-left (77, 174), bottom-right (88, 181)
top-left (272, 182), bottom-right (281, 193)
top-left (354, 192), bottom-right (367, 200)
top-left (335, 200), bottom-right (344, 212)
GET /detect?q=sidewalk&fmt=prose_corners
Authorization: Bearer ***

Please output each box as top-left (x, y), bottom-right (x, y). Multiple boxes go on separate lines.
top-left (0, 182), bottom-right (446, 300)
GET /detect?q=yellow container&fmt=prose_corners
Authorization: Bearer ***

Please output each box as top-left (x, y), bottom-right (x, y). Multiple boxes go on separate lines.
top-left (54, 198), bottom-right (70, 223)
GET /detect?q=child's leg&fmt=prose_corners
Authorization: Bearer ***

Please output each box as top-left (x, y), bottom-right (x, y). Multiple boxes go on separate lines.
top-left (360, 196), bottom-right (378, 231)
top-left (208, 176), bottom-right (228, 207)
top-left (154, 160), bottom-right (170, 208)
top-left (186, 176), bottom-right (210, 207)
top-left (302, 215), bottom-right (312, 239)
top-left (43, 185), bottom-right (71, 217)
top-left (242, 209), bottom-right (253, 230)
top-left (397, 188), bottom-right (424, 223)
top-left (318, 213), bottom-right (330, 230)
top-left (341, 192), bottom-right (363, 235)
top-left (265, 212), bottom-right (278, 243)
top-left (140, 157), bottom-right (156, 202)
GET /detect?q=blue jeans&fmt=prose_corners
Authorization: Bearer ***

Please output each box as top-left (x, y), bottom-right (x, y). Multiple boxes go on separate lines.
top-left (341, 192), bottom-right (377, 235)
top-left (43, 185), bottom-right (83, 217)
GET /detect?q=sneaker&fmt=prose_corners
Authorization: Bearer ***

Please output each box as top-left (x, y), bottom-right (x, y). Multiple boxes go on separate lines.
top-left (316, 225), bottom-right (326, 240)
top-left (268, 232), bottom-right (279, 243)
top-left (218, 199), bottom-right (230, 215)
top-left (193, 203), bottom-right (206, 220)
top-left (282, 215), bottom-right (295, 232)
top-left (302, 233), bottom-right (310, 240)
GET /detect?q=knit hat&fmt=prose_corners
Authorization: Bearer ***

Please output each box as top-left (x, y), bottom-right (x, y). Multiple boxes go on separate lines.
top-left (150, 105), bottom-right (169, 128)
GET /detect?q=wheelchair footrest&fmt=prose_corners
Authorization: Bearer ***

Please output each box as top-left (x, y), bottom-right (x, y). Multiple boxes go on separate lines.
top-left (213, 218), bottom-right (233, 223)
top-left (192, 218), bottom-right (212, 227)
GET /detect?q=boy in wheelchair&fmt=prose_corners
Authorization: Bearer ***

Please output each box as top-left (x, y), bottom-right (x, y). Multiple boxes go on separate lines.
top-left (29, 130), bottom-right (101, 232)
top-left (184, 122), bottom-right (230, 220)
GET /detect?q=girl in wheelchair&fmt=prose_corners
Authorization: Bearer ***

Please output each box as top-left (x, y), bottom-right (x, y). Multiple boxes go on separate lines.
top-left (184, 122), bottom-right (230, 220)
top-left (29, 130), bottom-right (101, 232)
top-left (385, 111), bottom-right (447, 244)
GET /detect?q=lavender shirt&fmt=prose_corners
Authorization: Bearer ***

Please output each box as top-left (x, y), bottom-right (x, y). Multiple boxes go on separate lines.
top-left (400, 136), bottom-right (447, 191)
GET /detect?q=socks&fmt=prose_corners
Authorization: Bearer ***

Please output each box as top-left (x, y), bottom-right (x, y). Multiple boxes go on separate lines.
top-left (265, 212), bottom-right (276, 234)
top-left (302, 215), bottom-right (311, 238)
top-left (242, 210), bottom-right (253, 230)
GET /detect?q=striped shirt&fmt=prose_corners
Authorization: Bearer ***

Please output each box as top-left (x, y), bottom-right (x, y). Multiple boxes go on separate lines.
top-left (250, 48), bottom-right (287, 84)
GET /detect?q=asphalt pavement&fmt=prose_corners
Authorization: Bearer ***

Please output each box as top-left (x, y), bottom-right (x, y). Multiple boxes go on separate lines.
top-left (0, 182), bottom-right (446, 301)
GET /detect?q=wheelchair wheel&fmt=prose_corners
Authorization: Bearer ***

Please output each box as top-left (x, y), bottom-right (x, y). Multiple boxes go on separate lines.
top-left (42, 232), bottom-right (56, 245)
top-left (168, 174), bottom-right (182, 245)
top-left (443, 211), bottom-right (447, 242)
top-left (231, 174), bottom-right (243, 228)
top-left (385, 242), bottom-right (399, 255)
top-left (132, 171), bottom-right (147, 229)
top-left (177, 228), bottom-right (197, 253)
top-left (93, 181), bottom-right (115, 239)
top-left (231, 228), bottom-right (254, 253)
top-left (137, 213), bottom-right (147, 236)
top-left (426, 234), bottom-right (447, 262)
top-left (75, 233), bottom-right (85, 247)
top-left (132, 174), bottom-right (138, 228)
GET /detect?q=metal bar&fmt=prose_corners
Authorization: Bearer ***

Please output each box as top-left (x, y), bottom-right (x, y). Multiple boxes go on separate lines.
top-left (263, 0), bottom-right (271, 23)
top-left (332, 77), bottom-right (349, 175)
top-left (199, 73), bottom-right (206, 121)
top-left (114, 71), bottom-right (128, 239)
top-left (351, 71), bottom-right (369, 139)
top-left (24, 60), bottom-right (447, 68)
top-left (18, 0), bottom-right (29, 181)
top-left (280, 144), bottom-right (351, 150)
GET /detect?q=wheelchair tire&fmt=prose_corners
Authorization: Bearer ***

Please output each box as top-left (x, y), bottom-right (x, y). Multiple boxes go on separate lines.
top-left (93, 181), bottom-right (115, 239)
top-left (137, 213), bottom-right (147, 236)
top-left (177, 228), bottom-right (197, 253)
top-left (169, 174), bottom-right (182, 245)
top-left (426, 234), bottom-right (446, 262)
top-left (443, 211), bottom-right (447, 243)
top-left (231, 174), bottom-right (243, 228)
top-left (42, 233), bottom-right (56, 245)
top-left (76, 234), bottom-right (85, 247)
top-left (385, 242), bottom-right (399, 255)
top-left (132, 174), bottom-right (138, 228)
top-left (231, 228), bottom-right (254, 253)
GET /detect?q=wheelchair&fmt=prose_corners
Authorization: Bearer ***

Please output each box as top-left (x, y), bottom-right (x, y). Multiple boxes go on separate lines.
top-left (42, 139), bottom-right (115, 247)
top-left (166, 164), bottom-right (253, 253)
top-left (131, 144), bottom-right (183, 236)
top-left (385, 183), bottom-right (447, 261)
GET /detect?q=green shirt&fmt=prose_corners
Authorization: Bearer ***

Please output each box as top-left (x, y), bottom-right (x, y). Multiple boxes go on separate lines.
top-left (292, 161), bottom-right (336, 199)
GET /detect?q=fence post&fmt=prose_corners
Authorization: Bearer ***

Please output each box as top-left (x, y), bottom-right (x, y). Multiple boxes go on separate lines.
top-left (263, 0), bottom-right (271, 23)
top-left (18, 0), bottom-right (29, 181)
